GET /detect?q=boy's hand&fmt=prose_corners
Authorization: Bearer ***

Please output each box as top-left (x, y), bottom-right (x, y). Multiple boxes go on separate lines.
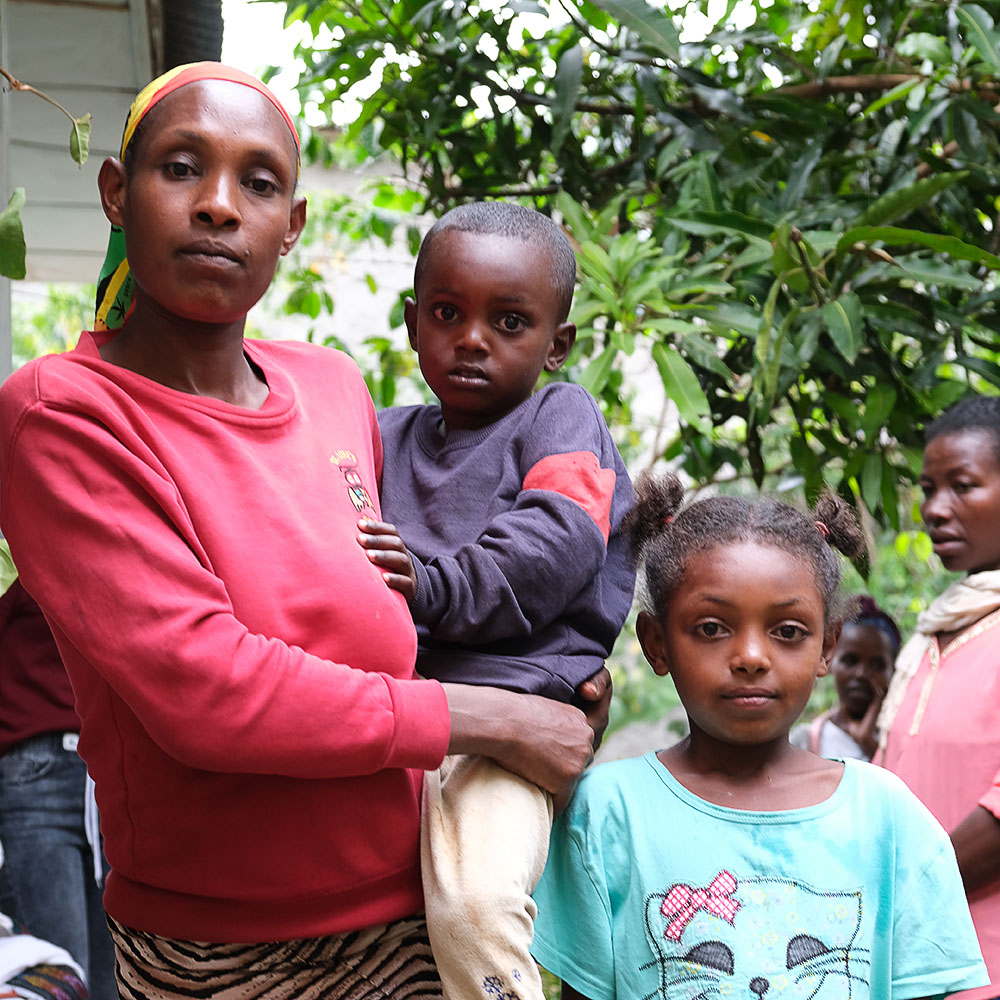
top-left (357, 519), bottom-right (417, 602)
top-left (576, 666), bottom-right (613, 750)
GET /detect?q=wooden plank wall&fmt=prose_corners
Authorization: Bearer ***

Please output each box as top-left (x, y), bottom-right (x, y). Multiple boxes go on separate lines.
top-left (6, 0), bottom-right (152, 281)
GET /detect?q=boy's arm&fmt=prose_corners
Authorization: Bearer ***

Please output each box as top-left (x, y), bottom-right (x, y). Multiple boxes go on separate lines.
top-left (408, 390), bottom-right (631, 646)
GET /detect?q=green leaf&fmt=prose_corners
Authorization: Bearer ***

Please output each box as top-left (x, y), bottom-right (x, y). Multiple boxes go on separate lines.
top-left (837, 226), bottom-right (1000, 268)
top-left (69, 113), bottom-right (91, 166)
top-left (862, 384), bottom-right (897, 437)
top-left (578, 345), bottom-right (617, 395)
top-left (896, 256), bottom-right (981, 290)
top-left (956, 4), bottom-right (1000, 74)
top-left (652, 342), bottom-right (710, 430)
top-left (896, 32), bottom-right (951, 65)
top-left (551, 44), bottom-right (583, 156)
top-left (860, 452), bottom-right (884, 514)
top-left (666, 211), bottom-right (773, 242)
top-left (588, 0), bottom-right (680, 59)
top-left (0, 187), bottom-right (27, 280)
top-left (821, 291), bottom-right (863, 363)
top-left (858, 172), bottom-right (968, 227)
top-left (0, 540), bottom-right (16, 596)
top-left (860, 76), bottom-right (922, 118)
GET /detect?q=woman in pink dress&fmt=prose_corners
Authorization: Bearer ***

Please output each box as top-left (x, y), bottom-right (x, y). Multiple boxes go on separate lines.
top-left (878, 395), bottom-right (1000, 987)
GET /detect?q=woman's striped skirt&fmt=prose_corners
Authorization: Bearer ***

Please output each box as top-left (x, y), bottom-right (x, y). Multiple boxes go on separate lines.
top-left (108, 915), bottom-right (442, 1000)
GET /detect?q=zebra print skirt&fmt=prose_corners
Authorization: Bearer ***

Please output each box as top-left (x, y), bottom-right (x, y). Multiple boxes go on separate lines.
top-left (107, 914), bottom-right (442, 1000)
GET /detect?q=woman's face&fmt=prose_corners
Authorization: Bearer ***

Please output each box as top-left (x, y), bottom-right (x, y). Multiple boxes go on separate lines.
top-left (919, 428), bottom-right (1000, 574)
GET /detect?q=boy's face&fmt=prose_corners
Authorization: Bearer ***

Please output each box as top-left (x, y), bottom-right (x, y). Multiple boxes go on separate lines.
top-left (404, 229), bottom-right (575, 431)
top-left (98, 80), bottom-right (305, 326)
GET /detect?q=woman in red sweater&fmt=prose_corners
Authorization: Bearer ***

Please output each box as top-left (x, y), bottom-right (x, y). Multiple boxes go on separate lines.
top-left (0, 64), bottom-right (604, 999)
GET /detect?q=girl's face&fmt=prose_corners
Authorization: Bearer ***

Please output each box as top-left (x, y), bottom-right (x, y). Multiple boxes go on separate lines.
top-left (919, 429), bottom-right (1000, 575)
top-left (98, 79), bottom-right (305, 327)
top-left (637, 541), bottom-right (836, 750)
top-left (831, 622), bottom-right (895, 720)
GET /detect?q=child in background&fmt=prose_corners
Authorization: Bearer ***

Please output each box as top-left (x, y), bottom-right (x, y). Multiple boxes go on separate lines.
top-left (531, 473), bottom-right (987, 1000)
top-left (791, 596), bottom-right (900, 760)
top-left (369, 202), bottom-right (636, 1000)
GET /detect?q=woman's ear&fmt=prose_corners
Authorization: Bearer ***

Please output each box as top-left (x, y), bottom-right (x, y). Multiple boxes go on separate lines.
top-left (636, 610), bottom-right (672, 677)
top-left (280, 196), bottom-right (308, 256)
top-left (818, 621), bottom-right (842, 678)
top-left (98, 158), bottom-right (128, 228)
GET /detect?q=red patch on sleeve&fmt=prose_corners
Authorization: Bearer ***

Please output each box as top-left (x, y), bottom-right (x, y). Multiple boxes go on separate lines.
top-left (522, 451), bottom-right (615, 543)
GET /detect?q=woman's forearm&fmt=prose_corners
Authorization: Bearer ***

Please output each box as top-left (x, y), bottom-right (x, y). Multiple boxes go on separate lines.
top-left (952, 805), bottom-right (1000, 895)
top-left (442, 683), bottom-right (594, 803)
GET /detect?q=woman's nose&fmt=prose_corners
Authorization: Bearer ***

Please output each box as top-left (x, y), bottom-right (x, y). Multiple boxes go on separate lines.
top-left (920, 490), bottom-right (951, 526)
top-left (194, 174), bottom-right (240, 228)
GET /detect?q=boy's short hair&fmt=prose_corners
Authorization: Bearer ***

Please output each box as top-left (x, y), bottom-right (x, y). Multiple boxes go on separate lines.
top-left (414, 202), bottom-right (577, 322)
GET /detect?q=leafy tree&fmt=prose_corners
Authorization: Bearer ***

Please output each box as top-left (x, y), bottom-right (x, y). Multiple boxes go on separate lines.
top-left (279, 0), bottom-right (1000, 530)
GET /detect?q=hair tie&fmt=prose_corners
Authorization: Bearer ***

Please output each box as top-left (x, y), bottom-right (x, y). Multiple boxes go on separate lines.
top-left (814, 520), bottom-right (830, 539)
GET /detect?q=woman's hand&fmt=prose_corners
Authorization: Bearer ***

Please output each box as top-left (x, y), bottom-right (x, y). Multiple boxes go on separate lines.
top-left (443, 684), bottom-right (595, 811)
top-left (356, 519), bottom-right (417, 602)
top-left (576, 666), bottom-right (613, 750)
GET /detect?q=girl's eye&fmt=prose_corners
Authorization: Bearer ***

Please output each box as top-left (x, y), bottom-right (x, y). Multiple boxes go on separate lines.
top-left (433, 304), bottom-right (458, 322)
top-left (774, 623), bottom-right (807, 640)
top-left (695, 621), bottom-right (725, 638)
top-left (497, 313), bottom-right (527, 334)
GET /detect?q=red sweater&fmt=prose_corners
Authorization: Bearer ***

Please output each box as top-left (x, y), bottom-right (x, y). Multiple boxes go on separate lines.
top-left (0, 333), bottom-right (450, 942)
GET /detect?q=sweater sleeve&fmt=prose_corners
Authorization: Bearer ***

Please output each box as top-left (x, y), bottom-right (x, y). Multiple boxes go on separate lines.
top-left (409, 387), bottom-right (626, 645)
top-left (0, 371), bottom-right (449, 780)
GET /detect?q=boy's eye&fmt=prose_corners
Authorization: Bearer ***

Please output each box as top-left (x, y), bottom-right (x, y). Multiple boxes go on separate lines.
top-left (432, 304), bottom-right (458, 322)
top-left (497, 313), bottom-right (527, 334)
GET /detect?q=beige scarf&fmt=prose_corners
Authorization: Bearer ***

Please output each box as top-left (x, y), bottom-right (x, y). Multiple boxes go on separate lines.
top-left (876, 570), bottom-right (1000, 757)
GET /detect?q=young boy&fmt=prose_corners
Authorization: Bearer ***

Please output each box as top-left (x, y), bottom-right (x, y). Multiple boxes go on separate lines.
top-left (375, 202), bottom-right (636, 1000)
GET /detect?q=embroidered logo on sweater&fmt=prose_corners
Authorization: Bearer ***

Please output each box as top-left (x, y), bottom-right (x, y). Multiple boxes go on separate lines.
top-left (643, 872), bottom-right (868, 997)
top-left (331, 451), bottom-right (375, 514)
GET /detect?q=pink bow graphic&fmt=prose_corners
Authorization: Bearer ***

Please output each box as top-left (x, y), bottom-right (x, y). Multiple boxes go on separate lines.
top-left (660, 870), bottom-right (741, 942)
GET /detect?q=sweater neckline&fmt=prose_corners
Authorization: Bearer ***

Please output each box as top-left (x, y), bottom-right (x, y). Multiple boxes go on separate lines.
top-left (73, 331), bottom-right (296, 425)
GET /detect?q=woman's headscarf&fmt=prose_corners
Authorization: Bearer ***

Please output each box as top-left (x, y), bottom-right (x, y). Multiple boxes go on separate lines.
top-left (94, 62), bottom-right (301, 332)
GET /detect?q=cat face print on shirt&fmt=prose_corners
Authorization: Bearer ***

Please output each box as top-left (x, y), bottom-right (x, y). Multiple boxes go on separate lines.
top-left (642, 871), bottom-right (869, 998)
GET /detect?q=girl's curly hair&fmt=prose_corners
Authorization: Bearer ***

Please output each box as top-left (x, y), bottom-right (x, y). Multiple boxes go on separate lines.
top-left (623, 471), bottom-right (864, 626)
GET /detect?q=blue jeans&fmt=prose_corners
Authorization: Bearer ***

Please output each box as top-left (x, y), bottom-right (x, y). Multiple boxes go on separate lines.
top-left (0, 733), bottom-right (117, 999)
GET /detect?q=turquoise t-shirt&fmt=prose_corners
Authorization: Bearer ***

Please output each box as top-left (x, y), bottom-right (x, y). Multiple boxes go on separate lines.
top-left (532, 754), bottom-right (988, 1000)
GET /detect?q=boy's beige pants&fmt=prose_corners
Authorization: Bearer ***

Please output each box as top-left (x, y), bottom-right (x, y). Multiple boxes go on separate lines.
top-left (421, 753), bottom-right (554, 1000)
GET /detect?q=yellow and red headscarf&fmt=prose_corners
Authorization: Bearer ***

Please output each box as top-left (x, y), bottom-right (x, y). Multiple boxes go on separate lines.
top-left (94, 62), bottom-right (301, 331)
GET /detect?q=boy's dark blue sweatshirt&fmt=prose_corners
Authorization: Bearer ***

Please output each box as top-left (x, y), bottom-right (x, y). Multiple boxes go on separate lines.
top-left (379, 382), bottom-right (636, 702)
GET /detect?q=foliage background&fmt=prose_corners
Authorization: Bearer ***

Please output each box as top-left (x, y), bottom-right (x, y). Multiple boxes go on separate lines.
top-left (10, 0), bottom-right (996, 742)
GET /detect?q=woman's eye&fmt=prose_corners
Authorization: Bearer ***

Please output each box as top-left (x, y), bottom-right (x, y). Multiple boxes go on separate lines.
top-left (247, 176), bottom-right (278, 194)
top-left (432, 304), bottom-right (458, 322)
top-left (164, 161), bottom-right (193, 178)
